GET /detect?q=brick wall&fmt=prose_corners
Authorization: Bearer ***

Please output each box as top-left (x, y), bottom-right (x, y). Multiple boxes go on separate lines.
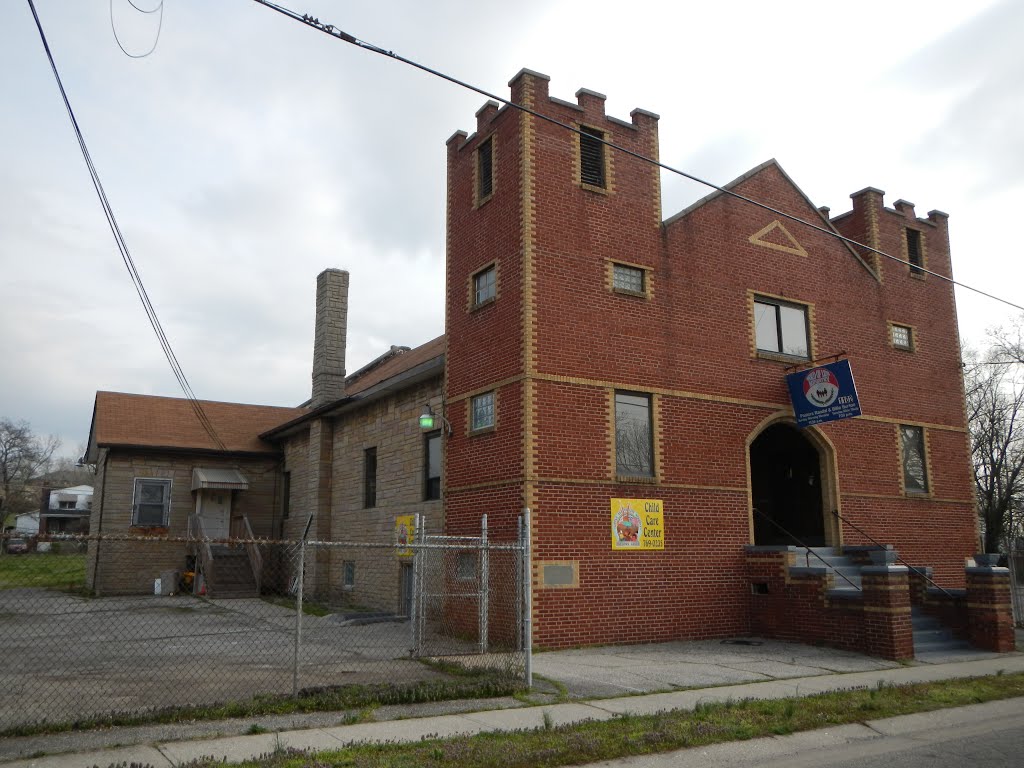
top-left (444, 70), bottom-right (977, 649)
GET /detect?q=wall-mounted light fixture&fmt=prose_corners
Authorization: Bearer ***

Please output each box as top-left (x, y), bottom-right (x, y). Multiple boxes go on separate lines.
top-left (420, 403), bottom-right (452, 435)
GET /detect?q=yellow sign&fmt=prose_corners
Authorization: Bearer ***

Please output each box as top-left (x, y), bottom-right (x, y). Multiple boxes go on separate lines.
top-left (395, 515), bottom-right (415, 558)
top-left (611, 498), bottom-right (664, 550)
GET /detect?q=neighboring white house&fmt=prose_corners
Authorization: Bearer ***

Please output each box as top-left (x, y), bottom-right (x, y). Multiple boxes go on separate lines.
top-left (14, 512), bottom-right (40, 535)
top-left (42, 485), bottom-right (93, 534)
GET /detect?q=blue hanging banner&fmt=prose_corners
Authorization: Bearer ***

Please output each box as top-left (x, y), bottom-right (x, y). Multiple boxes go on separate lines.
top-left (785, 359), bottom-right (862, 428)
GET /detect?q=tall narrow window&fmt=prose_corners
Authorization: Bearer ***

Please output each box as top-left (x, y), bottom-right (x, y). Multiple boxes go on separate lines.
top-left (473, 265), bottom-right (496, 307)
top-left (425, 430), bottom-right (442, 500)
top-left (477, 136), bottom-right (493, 201)
top-left (364, 447), bottom-right (377, 508)
top-left (132, 478), bottom-right (171, 527)
top-left (900, 425), bottom-right (928, 494)
top-left (343, 561), bottom-right (356, 590)
top-left (754, 297), bottom-right (810, 358)
top-left (615, 392), bottom-right (653, 478)
top-left (579, 126), bottom-right (606, 188)
top-left (471, 392), bottom-right (495, 431)
top-left (906, 229), bottom-right (924, 276)
top-left (282, 471), bottom-right (291, 519)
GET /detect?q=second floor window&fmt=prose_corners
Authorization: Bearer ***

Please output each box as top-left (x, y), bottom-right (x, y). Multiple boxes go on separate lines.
top-left (471, 392), bottom-right (495, 431)
top-left (615, 392), bottom-right (653, 478)
top-left (474, 265), bottom-right (496, 307)
top-left (754, 297), bottom-right (809, 358)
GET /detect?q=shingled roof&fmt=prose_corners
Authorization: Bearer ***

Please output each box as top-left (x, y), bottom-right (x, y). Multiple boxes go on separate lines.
top-left (345, 335), bottom-right (445, 397)
top-left (86, 392), bottom-right (307, 458)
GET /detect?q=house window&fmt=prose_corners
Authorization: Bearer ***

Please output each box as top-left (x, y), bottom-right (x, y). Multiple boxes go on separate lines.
top-left (58, 500), bottom-right (76, 510)
top-left (425, 430), bottom-right (442, 501)
top-left (364, 448), bottom-right (377, 508)
top-left (892, 324), bottom-right (913, 351)
top-left (281, 471), bottom-right (291, 519)
top-left (456, 551), bottom-right (476, 580)
top-left (900, 425), bottom-right (929, 494)
top-left (470, 392), bottom-right (495, 432)
top-left (906, 229), bottom-right (924, 276)
top-left (477, 136), bottom-right (493, 201)
top-left (343, 561), bottom-right (355, 590)
top-left (132, 478), bottom-right (171, 527)
top-left (615, 392), bottom-right (653, 478)
top-left (473, 265), bottom-right (496, 307)
top-left (754, 297), bottom-right (810, 358)
top-left (579, 126), bottom-right (606, 188)
top-left (612, 263), bottom-right (645, 295)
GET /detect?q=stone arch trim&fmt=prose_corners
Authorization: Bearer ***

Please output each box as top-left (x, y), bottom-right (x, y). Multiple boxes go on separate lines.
top-left (744, 411), bottom-right (843, 547)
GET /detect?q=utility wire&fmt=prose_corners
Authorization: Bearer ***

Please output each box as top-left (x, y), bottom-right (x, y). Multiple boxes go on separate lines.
top-left (110, 0), bottom-right (164, 59)
top-left (252, 0), bottom-right (1024, 315)
top-left (27, 0), bottom-right (228, 452)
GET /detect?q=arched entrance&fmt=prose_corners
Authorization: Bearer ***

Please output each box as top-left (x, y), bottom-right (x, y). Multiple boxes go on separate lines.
top-left (750, 422), bottom-right (829, 546)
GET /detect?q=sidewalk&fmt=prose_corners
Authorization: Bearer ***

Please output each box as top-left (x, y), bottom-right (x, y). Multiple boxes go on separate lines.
top-left (5, 651), bottom-right (1024, 768)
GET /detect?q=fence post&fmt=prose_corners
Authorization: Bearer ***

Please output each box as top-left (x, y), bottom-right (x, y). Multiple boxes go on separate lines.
top-left (479, 514), bottom-right (489, 654)
top-left (516, 515), bottom-right (523, 652)
top-left (409, 513), bottom-right (419, 656)
top-left (416, 514), bottom-right (427, 657)
top-left (293, 513), bottom-right (314, 697)
top-left (522, 507), bottom-right (532, 688)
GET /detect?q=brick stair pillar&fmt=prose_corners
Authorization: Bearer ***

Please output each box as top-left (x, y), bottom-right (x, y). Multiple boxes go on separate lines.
top-left (861, 565), bottom-right (913, 660)
top-left (966, 565), bottom-right (1015, 652)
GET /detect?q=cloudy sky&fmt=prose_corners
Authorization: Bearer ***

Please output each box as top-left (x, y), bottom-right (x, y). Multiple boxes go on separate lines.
top-left (2, 0), bottom-right (1022, 456)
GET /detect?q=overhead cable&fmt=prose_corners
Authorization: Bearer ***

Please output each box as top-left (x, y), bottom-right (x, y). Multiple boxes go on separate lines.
top-left (110, 0), bottom-right (164, 59)
top-left (27, 0), bottom-right (228, 452)
top-left (251, 0), bottom-right (1024, 315)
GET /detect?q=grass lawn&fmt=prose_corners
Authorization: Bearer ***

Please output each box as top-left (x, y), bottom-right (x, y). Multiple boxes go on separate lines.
top-left (0, 552), bottom-right (86, 590)
top-left (177, 672), bottom-right (1024, 768)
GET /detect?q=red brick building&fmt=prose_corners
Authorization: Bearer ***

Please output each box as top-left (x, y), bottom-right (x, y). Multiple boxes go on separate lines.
top-left (443, 69), bottom-right (977, 649)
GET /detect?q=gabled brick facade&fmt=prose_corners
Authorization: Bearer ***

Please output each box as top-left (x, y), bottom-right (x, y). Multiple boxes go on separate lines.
top-left (444, 69), bottom-right (977, 649)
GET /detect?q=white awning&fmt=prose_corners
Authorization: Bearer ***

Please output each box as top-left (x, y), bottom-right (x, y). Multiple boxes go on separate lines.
top-left (191, 468), bottom-right (249, 491)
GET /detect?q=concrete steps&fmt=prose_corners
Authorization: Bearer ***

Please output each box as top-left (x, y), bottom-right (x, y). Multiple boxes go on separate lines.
top-left (912, 606), bottom-right (972, 656)
top-left (798, 547), bottom-right (862, 591)
top-left (207, 546), bottom-right (258, 599)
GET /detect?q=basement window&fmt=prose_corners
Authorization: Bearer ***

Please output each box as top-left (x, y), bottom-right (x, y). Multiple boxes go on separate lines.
top-left (579, 126), bottom-right (606, 189)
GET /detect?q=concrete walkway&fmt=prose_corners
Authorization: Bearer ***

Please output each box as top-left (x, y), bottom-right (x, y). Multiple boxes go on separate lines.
top-left (4, 641), bottom-right (1023, 768)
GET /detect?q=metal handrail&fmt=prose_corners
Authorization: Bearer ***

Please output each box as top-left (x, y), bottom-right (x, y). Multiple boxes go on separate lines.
top-left (829, 508), bottom-right (954, 599)
top-left (751, 507), bottom-right (861, 591)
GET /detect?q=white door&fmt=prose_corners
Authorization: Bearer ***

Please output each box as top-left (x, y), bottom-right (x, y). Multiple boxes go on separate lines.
top-left (198, 489), bottom-right (231, 539)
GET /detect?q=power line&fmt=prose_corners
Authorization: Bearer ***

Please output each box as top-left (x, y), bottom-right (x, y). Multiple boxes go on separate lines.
top-left (27, 0), bottom-right (228, 452)
top-left (251, 0), bottom-right (1024, 315)
top-left (110, 0), bottom-right (165, 59)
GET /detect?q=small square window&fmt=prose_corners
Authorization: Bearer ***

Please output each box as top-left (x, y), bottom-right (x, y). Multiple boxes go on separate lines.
top-left (473, 265), bottom-right (496, 307)
top-left (612, 263), bottom-right (645, 295)
top-left (343, 561), bottom-right (355, 590)
top-left (900, 425), bottom-right (929, 494)
top-left (477, 137), bottom-right (493, 202)
top-left (754, 297), bottom-right (810, 359)
top-left (470, 392), bottom-right (495, 432)
top-left (580, 126), bottom-right (606, 188)
top-left (892, 324), bottom-right (913, 350)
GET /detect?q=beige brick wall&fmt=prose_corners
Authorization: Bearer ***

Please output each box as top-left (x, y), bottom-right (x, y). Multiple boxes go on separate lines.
top-left (86, 449), bottom-right (282, 595)
top-left (326, 376), bottom-right (445, 611)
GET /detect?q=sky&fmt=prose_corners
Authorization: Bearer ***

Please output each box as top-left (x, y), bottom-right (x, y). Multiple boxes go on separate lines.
top-left (2, 0), bottom-right (1022, 457)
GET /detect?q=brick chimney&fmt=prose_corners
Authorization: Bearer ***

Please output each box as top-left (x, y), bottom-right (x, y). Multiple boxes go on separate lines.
top-left (311, 268), bottom-right (349, 408)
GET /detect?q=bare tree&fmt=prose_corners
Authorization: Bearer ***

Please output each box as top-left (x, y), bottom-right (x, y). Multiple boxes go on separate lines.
top-left (965, 348), bottom-right (1024, 553)
top-left (0, 418), bottom-right (60, 528)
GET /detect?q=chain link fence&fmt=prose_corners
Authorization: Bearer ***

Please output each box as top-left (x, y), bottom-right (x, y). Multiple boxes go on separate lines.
top-left (0, 514), bottom-right (529, 731)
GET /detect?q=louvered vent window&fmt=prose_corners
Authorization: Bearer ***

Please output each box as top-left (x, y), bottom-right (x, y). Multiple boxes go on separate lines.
top-left (477, 137), bottom-right (493, 201)
top-left (580, 126), bottom-right (606, 188)
top-left (906, 229), bottom-right (923, 275)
